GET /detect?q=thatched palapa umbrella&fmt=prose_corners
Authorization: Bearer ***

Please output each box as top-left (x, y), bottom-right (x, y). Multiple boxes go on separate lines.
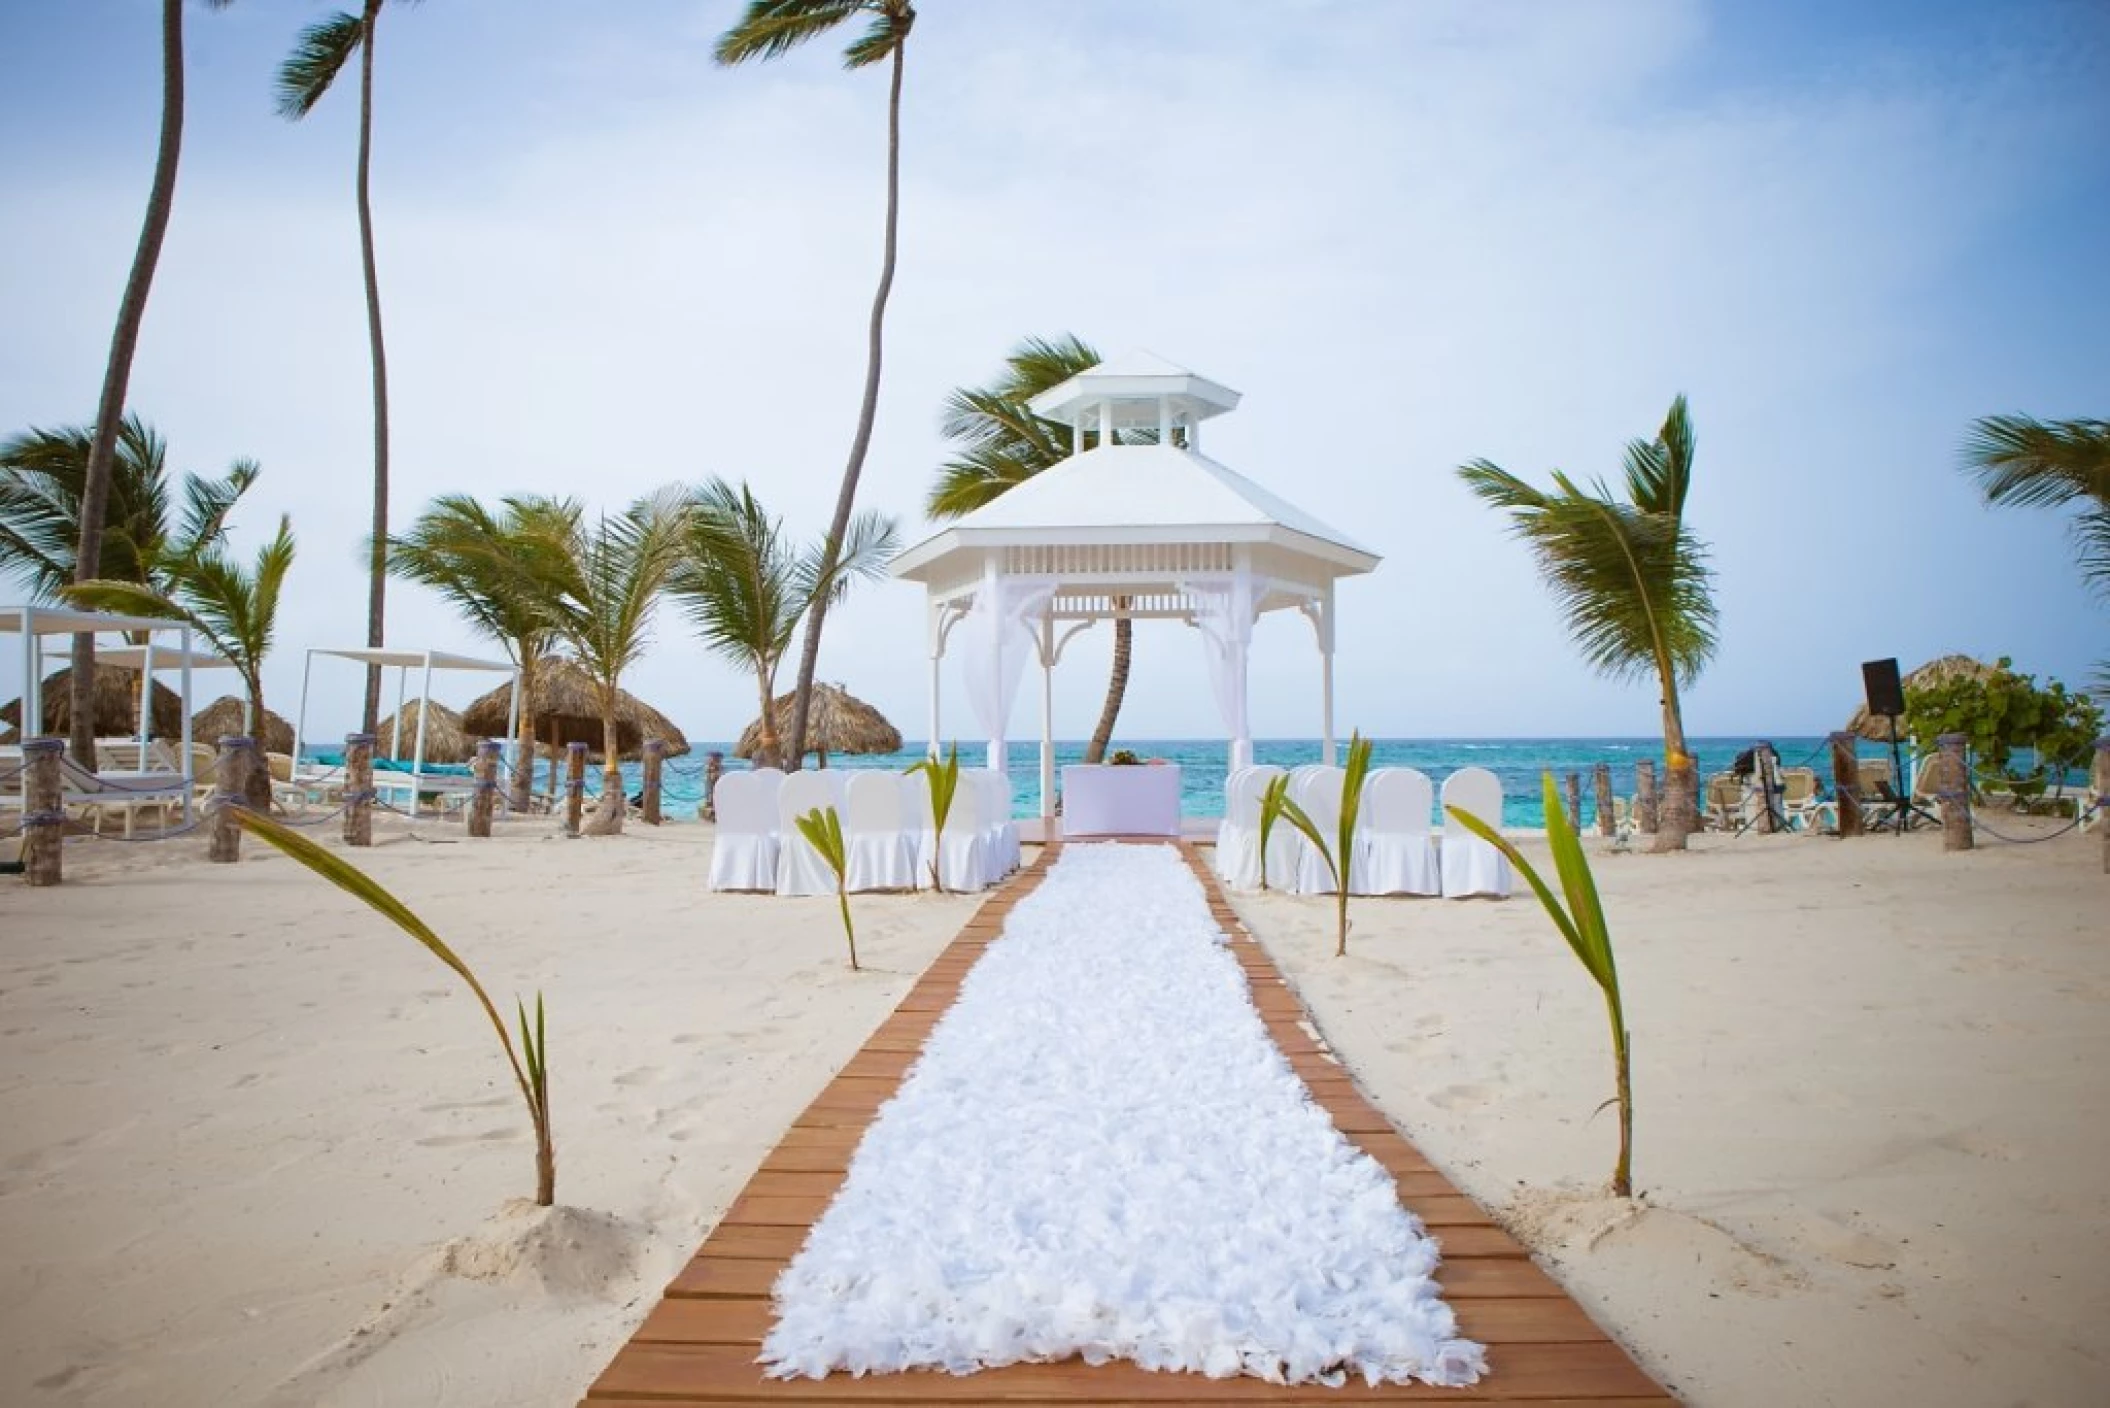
top-left (376, 699), bottom-right (473, 764)
top-left (191, 695), bottom-right (295, 755)
top-left (1, 664), bottom-right (184, 743)
top-left (459, 658), bottom-right (690, 763)
top-left (1845, 654), bottom-right (1993, 742)
top-left (736, 683), bottom-right (901, 766)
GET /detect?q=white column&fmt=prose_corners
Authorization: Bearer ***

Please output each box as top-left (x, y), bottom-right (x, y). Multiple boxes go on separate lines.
top-left (1158, 396), bottom-right (1171, 445)
top-left (926, 599), bottom-right (943, 761)
top-left (291, 648), bottom-right (315, 773)
top-left (138, 636), bottom-right (155, 746)
top-left (1039, 612), bottom-right (1055, 822)
top-left (982, 561), bottom-right (1006, 775)
top-left (179, 628), bottom-right (194, 822)
top-left (1318, 585), bottom-right (1337, 766)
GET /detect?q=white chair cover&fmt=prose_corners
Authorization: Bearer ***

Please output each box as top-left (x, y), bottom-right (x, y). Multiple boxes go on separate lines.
top-left (1292, 766), bottom-right (1348, 895)
top-left (843, 771), bottom-right (917, 892)
top-left (1355, 767), bottom-right (1440, 896)
top-left (1214, 764), bottom-right (1284, 891)
top-left (901, 766), bottom-right (940, 890)
top-left (937, 773), bottom-right (994, 892)
top-left (707, 770), bottom-right (780, 891)
top-left (775, 770), bottom-right (840, 896)
top-left (977, 768), bottom-right (1020, 876)
top-left (1440, 766), bottom-right (1514, 899)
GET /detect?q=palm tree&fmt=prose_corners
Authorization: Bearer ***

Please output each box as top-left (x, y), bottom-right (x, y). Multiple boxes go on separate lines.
top-left (1961, 414), bottom-right (2109, 689)
top-left (929, 333), bottom-right (1153, 763)
top-left (277, 0), bottom-right (409, 736)
top-left (716, 0), bottom-right (917, 770)
top-left (69, 0), bottom-right (234, 772)
top-left (1, 416), bottom-right (256, 602)
top-left (526, 490), bottom-right (689, 835)
top-left (66, 516), bottom-right (298, 810)
top-left (1458, 396), bottom-right (1718, 849)
top-left (669, 478), bottom-right (897, 767)
top-left (385, 494), bottom-right (581, 814)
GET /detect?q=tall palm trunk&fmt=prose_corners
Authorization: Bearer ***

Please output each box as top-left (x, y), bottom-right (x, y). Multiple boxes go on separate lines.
top-left (509, 654), bottom-right (537, 815)
top-left (785, 42), bottom-right (904, 769)
top-left (754, 670), bottom-right (782, 769)
top-left (71, 0), bottom-right (188, 771)
top-left (240, 670), bottom-right (272, 811)
top-left (1082, 612), bottom-right (1133, 764)
top-left (586, 689), bottom-right (624, 835)
top-left (1651, 670), bottom-right (1697, 851)
top-left (354, 0), bottom-right (391, 735)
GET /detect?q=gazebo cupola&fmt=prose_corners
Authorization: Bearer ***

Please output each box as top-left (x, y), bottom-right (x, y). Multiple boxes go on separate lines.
top-left (890, 351), bottom-right (1380, 821)
top-left (1025, 350), bottom-right (1242, 455)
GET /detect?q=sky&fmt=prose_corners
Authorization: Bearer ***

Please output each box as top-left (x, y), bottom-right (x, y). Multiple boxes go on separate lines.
top-left (2, 0), bottom-right (2105, 749)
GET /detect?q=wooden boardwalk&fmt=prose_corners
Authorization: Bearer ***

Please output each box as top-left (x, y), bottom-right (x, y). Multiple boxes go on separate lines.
top-left (584, 840), bottom-right (1675, 1405)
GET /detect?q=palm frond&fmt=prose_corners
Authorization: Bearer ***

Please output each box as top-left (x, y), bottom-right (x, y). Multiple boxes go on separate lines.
top-left (801, 508), bottom-right (898, 608)
top-left (2076, 503), bottom-right (2110, 602)
top-left (175, 458), bottom-right (259, 558)
top-left (842, 7), bottom-right (912, 69)
top-left (1961, 415), bottom-right (2110, 510)
top-left (276, 10), bottom-right (365, 119)
top-left (713, 0), bottom-right (865, 65)
top-left (1624, 394), bottom-right (1693, 519)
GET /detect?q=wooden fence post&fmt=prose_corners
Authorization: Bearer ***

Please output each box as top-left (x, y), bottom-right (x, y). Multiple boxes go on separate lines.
top-left (703, 750), bottom-right (724, 823)
top-left (1937, 732), bottom-right (1973, 852)
top-left (1829, 732), bottom-right (1863, 837)
top-left (641, 739), bottom-right (665, 826)
top-left (209, 735), bottom-right (254, 863)
top-left (564, 741), bottom-right (587, 837)
top-left (1756, 748), bottom-right (1781, 835)
top-left (1635, 759), bottom-right (1658, 834)
top-left (1593, 762), bottom-right (1614, 837)
top-left (469, 740), bottom-right (500, 838)
top-left (21, 737), bottom-right (64, 886)
top-left (1565, 772), bottom-right (1583, 832)
top-left (344, 733), bottom-right (374, 847)
top-left (2093, 737), bottom-right (2109, 875)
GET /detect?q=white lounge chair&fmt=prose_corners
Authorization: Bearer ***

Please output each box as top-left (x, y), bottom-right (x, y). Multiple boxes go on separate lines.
top-left (1439, 767), bottom-right (1513, 899)
top-left (775, 770), bottom-right (839, 896)
top-left (1355, 767), bottom-right (1440, 896)
top-left (707, 770), bottom-right (780, 891)
top-left (843, 771), bottom-right (917, 893)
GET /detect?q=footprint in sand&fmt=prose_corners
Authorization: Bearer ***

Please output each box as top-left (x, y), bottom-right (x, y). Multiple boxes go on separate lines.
top-left (613, 1066), bottom-right (660, 1088)
top-left (415, 1127), bottom-right (518, 1148)
top-left (1427, 1082), bottom-right (1493, 1110)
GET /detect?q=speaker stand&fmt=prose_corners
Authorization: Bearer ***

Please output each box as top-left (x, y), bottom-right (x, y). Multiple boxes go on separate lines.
top-left (1873, 716), bottom-right (1940, 835)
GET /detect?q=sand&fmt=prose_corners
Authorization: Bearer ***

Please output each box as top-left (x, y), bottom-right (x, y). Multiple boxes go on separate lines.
top-left (2, 810), bottom-right (2104, 1405)
top-left (0, 816), bottom-right (982, 1406)
top-left (1237, 817), bottom-right (2110, 1406)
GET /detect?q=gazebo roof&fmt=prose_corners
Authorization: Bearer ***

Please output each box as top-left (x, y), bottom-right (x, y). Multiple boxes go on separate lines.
top-left (891, 445), bottom-right (1378, 584)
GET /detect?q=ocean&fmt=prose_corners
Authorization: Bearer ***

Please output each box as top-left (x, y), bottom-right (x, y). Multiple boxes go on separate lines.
top-left (547, 735), bottom-right (1893, 829)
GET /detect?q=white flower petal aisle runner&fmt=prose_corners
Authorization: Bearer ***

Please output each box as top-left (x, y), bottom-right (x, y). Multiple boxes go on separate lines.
top-left (762, 841), bottom-right (1487, 1389)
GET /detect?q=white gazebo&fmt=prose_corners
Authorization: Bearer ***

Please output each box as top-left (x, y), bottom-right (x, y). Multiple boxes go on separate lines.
top-left (290, 646), bottom-right (521, 779)
top-left (889, 352), bottom-right (1380, 822)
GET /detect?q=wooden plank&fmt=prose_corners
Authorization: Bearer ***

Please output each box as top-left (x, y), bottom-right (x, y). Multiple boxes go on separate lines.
top-left (695, 1225), bottom-right (807, 1261)
top-left (666, 1256), bottom-right (779, 1299)
top-left (588, 1340), bottom-right (1666, 1401)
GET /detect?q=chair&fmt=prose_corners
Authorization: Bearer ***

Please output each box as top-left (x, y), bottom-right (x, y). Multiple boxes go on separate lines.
top-left (1703, 772), bottom-right (1746, 830)
top-left (1291, 766), bottom-right (1348, 895)
top-left (775, 770), bottom-right (840, 896)
top-left (964, 769), bottom-right (1017, 879)
top-left (935, 772), bottom-right (994, 892)
top-left (1778, 767), bottom-right (1824, 830)
top-left (1439, 767), bottom-right (1513, 899)
top-left (56, 755), bottom-right (188, 838)
top-left (843, 771), bottom-right (917, 893)
top-left (1213, 764), bottom-right (1284, 891)
top-left (1354, 767), bottom-right (1439, 896)
top-left (707, 770), bottom-right (780, 891)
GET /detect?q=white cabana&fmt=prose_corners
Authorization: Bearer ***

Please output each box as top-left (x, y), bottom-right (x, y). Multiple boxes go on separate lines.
top-left (290, 647), bottom-right (521, 783)
top-left (4, 603), bottom-right (229, 818)
top-left (888, 352), bottom-right (1381, 822)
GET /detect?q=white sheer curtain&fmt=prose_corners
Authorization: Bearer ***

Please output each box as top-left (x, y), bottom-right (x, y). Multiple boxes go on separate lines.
top-left (1187, 571), bottom-right (1256, 770)
top-left (961, 575), bottom-right (1055, 771)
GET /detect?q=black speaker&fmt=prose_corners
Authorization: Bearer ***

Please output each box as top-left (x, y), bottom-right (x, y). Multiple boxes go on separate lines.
top-left (1862, 658), bottom-right (1905, 718)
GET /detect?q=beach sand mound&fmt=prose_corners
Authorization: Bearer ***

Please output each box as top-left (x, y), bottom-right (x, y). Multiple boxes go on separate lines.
top-left (432, 1200), bottom-right (641, 1297)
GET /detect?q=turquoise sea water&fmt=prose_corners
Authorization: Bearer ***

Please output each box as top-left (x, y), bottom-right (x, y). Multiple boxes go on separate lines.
top-left (509, 735), bottom-right (1898, 829)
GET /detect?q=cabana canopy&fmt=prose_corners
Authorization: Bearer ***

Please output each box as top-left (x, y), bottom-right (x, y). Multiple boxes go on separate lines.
top-left (291, 645), bottom-right (520, 778)
top-left (889, 352), bottom-right (1380, 819)
top-left (2, 603), bottom-right (217, 757)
